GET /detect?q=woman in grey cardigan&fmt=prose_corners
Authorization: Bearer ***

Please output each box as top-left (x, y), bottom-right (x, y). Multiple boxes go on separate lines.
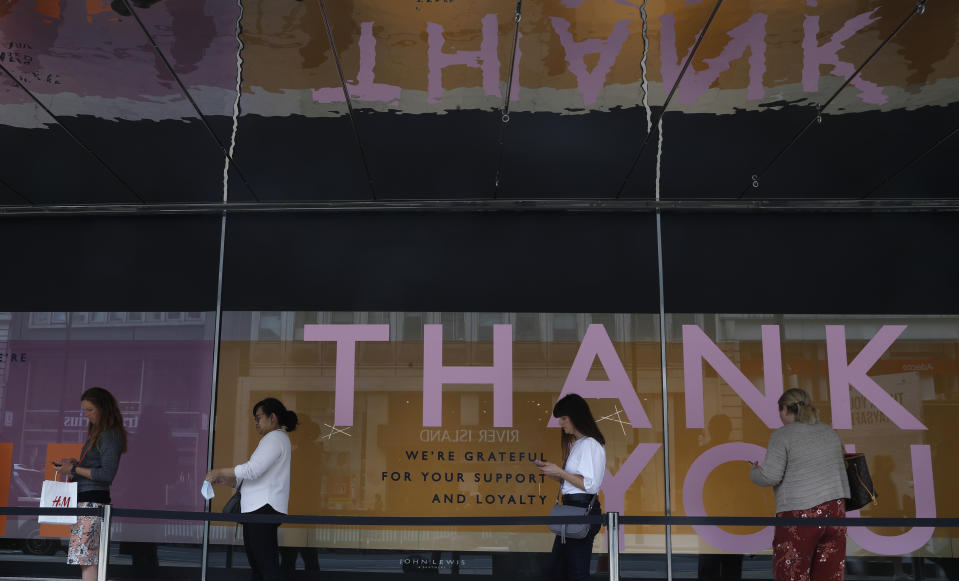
top-left (749, 388), bottom-right (850, 581)
top-left (53, 387), bottom-right (128, 581)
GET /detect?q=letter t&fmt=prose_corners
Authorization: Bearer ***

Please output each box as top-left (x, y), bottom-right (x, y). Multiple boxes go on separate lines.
top-left (304, 324), bottom-right (390, 426)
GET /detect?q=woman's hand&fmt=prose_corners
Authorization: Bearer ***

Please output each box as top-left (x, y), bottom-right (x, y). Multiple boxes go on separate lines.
top-left (205, 468), bottom-right (228, 485)
top-left (536, 461), bottom-right (565, 482)
top-left (205, 468), bottom-right (236, 487)
top-left (51, 458), bottom-right (77, 473)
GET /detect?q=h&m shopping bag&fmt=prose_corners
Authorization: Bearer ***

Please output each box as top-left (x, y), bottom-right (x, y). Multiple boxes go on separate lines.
top-left (39, 473), bottom-right (78, 525)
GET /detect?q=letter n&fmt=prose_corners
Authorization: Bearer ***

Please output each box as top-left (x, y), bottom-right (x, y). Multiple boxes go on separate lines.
top-left (660, 12), bottom-right (767, 104)
top-left (683, 325), bottom-right (782, 428)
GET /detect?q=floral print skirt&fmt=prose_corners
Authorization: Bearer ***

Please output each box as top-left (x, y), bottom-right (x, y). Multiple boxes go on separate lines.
top-left (67, 501), bottom-right (102, 566)
top-left (773, 498), bottom-right (846, 581)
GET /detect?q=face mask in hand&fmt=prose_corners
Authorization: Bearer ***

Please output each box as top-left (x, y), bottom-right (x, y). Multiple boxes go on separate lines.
top-left (201, 480), bottom-right (215, 500)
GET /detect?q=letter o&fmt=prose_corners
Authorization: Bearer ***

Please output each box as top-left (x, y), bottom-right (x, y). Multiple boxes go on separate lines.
top-left (682, 442), bottom-right (772, 554)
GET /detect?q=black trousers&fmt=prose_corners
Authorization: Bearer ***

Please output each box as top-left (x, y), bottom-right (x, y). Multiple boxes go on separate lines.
top-left (243, 504), bottom-right (283, 581)
top-left (548, 497), bottom-right (602, 581)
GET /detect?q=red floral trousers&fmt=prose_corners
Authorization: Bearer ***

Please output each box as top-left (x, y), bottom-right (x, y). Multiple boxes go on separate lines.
top-left (773, 498), bottom-right (846, 581)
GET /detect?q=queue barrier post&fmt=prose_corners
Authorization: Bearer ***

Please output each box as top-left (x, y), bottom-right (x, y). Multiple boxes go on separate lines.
top-left (606, 511), bottom-right (620, 581)
top-left (97, 504), bottom-right (111, 581)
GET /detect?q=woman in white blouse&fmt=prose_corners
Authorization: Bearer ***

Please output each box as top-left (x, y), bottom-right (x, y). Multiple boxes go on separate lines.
top-left (536, 393), bottom-right (607, 581)
top-left (207, 397), bottom-right (298, 581)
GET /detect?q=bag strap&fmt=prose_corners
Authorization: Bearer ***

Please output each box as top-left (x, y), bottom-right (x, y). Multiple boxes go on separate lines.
top-left (555, 490), bottom-right (599, 513)
top-left (852, 464), bottom-right (878, 506)
top-left (66, 440), bottom-right (93, 483)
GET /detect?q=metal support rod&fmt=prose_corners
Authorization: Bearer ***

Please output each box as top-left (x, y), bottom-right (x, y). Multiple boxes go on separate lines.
top-left (655, 211), bottom-right (673, 581)
top-left (97, 504), bottom-right (112, 581)
top-left (607, 512), bottom-right (620, 581)
top-left (2, 198), bottom-right (958, 218)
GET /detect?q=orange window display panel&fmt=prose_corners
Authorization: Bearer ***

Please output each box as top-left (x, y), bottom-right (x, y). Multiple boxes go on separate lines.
top-left (40, 443), bottom-right (83, 539)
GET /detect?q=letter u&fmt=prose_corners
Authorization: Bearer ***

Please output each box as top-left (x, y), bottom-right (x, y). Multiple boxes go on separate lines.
top-left (847, 444), bottom-right (936, 555)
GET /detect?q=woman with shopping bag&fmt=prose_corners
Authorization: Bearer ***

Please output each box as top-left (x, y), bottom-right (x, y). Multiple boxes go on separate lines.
top-left (52, 387), bottom-right (128, 581)
top-left (749, 388), bottom-right (850, 581)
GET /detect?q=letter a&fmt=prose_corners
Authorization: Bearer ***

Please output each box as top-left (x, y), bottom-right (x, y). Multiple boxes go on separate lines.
top-left (549, 324), bottom-right (650, 428)
top-left (550, 17), bottom-right (631, 106)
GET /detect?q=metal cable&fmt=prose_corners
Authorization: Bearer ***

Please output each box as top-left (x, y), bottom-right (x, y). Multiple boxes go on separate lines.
top-left (617, 0), bottom-right (726, 197)
top-left (120, 0), bottom-right (260, 202)
top-left (0, 61), bottom-right (145, 203)
top-left (317, 0), bottom-right (378, 200)
top-left (740, 0), bottom-right (926, 198)
top-left (0, 175), bottom-right (32, 204)
top-left (493, 0), bottom-right (523, 197)
top-left (864, 123), bottom-right (957, 197)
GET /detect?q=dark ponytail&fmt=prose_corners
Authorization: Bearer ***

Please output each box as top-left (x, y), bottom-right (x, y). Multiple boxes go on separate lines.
top-left (253, 397), bottom-right (299, 432)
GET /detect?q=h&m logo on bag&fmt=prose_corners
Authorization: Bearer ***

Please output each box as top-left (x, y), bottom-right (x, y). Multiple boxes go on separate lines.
top-left (52, 496), bottom-right (72, 507)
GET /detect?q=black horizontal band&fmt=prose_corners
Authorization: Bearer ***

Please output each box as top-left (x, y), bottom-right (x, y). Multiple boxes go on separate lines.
top-left (1, 507), bottom-right (104, 516)
top-left (3, 507), bottom-right (956, 529)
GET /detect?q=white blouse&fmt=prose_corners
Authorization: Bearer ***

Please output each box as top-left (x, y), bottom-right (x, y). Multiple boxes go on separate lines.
top-left (234, 429), bottom-right (291, 514)
top-left (560, 436), bottom-right (606, 495)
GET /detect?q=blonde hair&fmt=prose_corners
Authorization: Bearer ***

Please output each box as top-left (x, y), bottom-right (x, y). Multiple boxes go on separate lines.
top-left (778, 388), bottom-right (818, 424)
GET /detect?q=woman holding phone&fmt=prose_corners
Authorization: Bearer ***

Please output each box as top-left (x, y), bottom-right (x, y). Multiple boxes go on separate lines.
top-left (749, 388), bottom-right (849, 580)
top-left (536, 393), bottom-right (607, 581)
top-left (52, 387), bottom-right (128, 581)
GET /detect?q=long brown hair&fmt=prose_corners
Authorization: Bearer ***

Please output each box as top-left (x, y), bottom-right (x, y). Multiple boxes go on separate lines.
top-left (82, 387), bottom-right (128, 453)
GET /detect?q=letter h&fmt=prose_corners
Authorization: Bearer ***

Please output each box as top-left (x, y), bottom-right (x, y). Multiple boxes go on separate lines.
top-left (423, 324), bottom-right (512, 426)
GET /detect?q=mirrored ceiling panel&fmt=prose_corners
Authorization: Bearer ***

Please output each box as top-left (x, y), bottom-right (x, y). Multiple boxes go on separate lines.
top-left (497, 0), bottom-right (652, 197)
top-left (748, 0), bottom-right (959, 197)
top-left (215, 0), bottom-right (370, 201)
top-left (873, 126), bottom-right (959, 196)
top-left (0, 0), bottom-right (955, 203)
top-left (320, 0), bottom-right (516, 198)
top-left (673, 0), bottom-right (957, 198)
top-left (0, 0), bottom-right (247, 203)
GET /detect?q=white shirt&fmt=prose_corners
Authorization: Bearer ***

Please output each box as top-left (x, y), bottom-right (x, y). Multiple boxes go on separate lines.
top-left (560, 436), bottom-right (606, 495)
top-left (234, 429), bottom-right (291, 514)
